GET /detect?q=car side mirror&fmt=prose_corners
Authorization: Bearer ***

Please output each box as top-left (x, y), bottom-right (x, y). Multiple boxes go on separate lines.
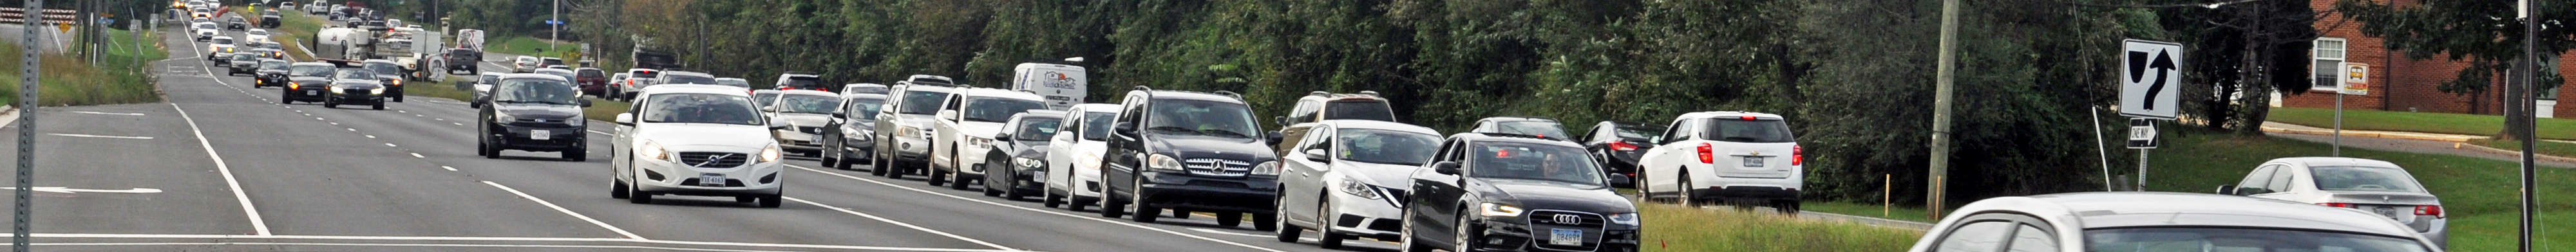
top-left (761, 105), bottom-right (777, 113)
top-left (938, 110), bottom-right (960, 122)
top-left (833, 111), bottom-right (847, 117)
top-left (2215, 185), bottom-right (2239, 195)
top-left (1115, 122), bottom-right (1137, 135)
top-left (1265, 131), bottom-right (1284, 145)
top-left (1304, 148), bottom-right (1331, 163)
top-left (1275, 116), bottom-right (1289, 127)
top-left (1433, 161), bottom-right (1461, 176)
top-left (1609, 174), bottom-right (1633, 188)
top-left (614, 113), bottom-right (634, 125)
top-left (769, 120), bottom-right (791, 130)
top-left (578, 99), bottom-right (592, 107)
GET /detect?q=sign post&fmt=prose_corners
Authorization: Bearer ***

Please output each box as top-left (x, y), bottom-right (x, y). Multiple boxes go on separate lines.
top-left (2120, 39), bottom-right (2181, 191)
top-left (2335, 63), bottom-right (2369, 156)
top-left (14, 2), bottom-right (40, 251)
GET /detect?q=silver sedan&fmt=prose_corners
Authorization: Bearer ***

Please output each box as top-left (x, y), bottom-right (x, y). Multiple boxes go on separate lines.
top-left (2218, 157), bottom-right (2446, 249)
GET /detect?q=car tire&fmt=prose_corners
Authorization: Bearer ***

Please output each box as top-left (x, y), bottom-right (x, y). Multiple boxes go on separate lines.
top-left (1217, 212), bottom-right (1242, 227)
top-left (611, 177), bottom-right (630, 199)
top-left (628, 173), bottom-right (653, 204)
top-left (1399, 210), bottom-right (1434, 252)
top-left (821, 138), bottom-right (842, 169)
top-left (759, 194), bottom-right (783, 208)
top-left (887, 160), bottom-right (907, 179)
top-left (1099, 171), bottom-right (1126, 218)
top-left (279, 96), bottom-right (291, 104)
top-left (1455, 213), bottom-right (1481, 252)
top-left (1316, 200), bottom-right (1344, 249)
top-left (477, 139), bottom-right (491, 159)
top-left (1043, 189), bottom-right (1063, 208)
top-left (982, 159), bottom-right (1005, 197)
top-left (1130, 177), bottom-right (1160, 223)
top-left (1679, 171), bottom-right (1699, 207)
top-left (393, 95), bottom-right (404, 103)
top-left (1255, 213), bottom-right (1278, 231)
top-left (322, 98), bottom-right (337, 108)
top-left (564, 146), bottom-right (585, 161)
top-left (1273, 198), bottom-right (1302, 242)
top-left (927, 161), bottom-right (949, 186)
top-left (870, 152), bottom-right (891, 176)
top-left (371, 103), bottom-right (383, 110)
top-left (735, 197), bottom-right (755, 203)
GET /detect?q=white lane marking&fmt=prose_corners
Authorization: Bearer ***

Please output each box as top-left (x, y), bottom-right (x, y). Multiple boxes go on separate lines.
top-left (69, 111), bottom-right (146, 116)
top-left (415, 114), bottom-right (424, 117)
top-left (386, 143), bottom-right (399, 147)
top-left (1188, 228), bottom-right (1273, 238)
top-left (169, 104), bottom-right (273, 235)
top-left (788, 165), bottom-right (1288, 252)
top-left (0, 233), bottom-right (1014, 252)
top-left (587, 130), bottom-right (611, 135)
top-left (365, 135), bottom-right (375, 138)
top-left (477, 181), bottom-right (647, 240)
top-left (328, 122), bottom-right (338, 125)
top-left (781, 197), bottom-right (1017, 251)
top-left (440, 166), bottom-right (457, 172)
top-left (44, 134), bottom-right (154, 140)
top-left (345, 128), bottom-right (354, 131)
top-left (453, 122), bottom-right (464, 126)
top-left (398, 110), bottom-right (407, 113)
top-left (409, 153), bottom-right (423, 158)
top-left (314, 117), bottom-right (323, 120)
top-left (434, 118), bottom-right (444, 121)
top-left (28, 242), bottom-right (819, 252)
top-left (0, 187), bottom-right (164, 194)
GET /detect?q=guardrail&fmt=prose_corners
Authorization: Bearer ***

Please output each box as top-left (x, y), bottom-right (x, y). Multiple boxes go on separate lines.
top-left (0, 8), bottom-right (80, 25)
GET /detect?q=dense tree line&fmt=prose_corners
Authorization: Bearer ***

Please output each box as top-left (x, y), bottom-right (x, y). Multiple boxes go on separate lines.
top-left (419, 0), bottom-right (2323, 205)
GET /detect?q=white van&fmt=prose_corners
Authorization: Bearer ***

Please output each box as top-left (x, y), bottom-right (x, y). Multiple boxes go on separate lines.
top-left (1010, 63), bottom-right (1086, 111)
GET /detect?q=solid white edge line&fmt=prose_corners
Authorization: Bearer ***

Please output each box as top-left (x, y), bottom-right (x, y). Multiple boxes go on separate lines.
top-left (68, 111), bottom-right (147, 116)
top-left (440, 166), bottom-right (457, 171)
top-left (475, 181), bottom-right (647, 240)
top-left (780, 197), bottom-right (1018, 251)
top-left (786, 165), bottom-right (1288, 252)
top-left (43, 134), bottom-right (155, 140)
top-left (0, 233), bottom-right (1016, 252)
top-left (26, 242), bottom-right (817, 252)
top-left (409, 153), bottom-right (424, 158)
top-left (587, 130), bottom-right (611, 135)
top-left (167, 104), bottom-right (272, 235)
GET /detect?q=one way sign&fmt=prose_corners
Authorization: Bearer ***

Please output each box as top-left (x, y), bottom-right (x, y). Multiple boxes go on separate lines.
top-left (2121, 39), bottom-right (2183, 120)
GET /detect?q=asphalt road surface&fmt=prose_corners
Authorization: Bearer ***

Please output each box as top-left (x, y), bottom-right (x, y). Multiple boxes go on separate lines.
top-left (0, 20), bottom-right (1405, 252)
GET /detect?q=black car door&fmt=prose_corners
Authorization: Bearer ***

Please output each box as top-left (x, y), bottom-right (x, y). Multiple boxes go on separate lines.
top-left (1104, 94), bottom-right (1148, 195)
top-left (1410, 138), bottom-right (1470, 244)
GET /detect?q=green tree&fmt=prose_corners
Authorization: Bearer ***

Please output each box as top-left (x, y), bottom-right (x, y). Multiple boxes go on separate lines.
top-left (2337, 0), bottom-right (2571, 140)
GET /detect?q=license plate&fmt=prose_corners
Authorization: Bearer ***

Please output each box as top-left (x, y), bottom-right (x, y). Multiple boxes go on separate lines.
top-left (2374, 206), bottom-right (2400, 219)
top-left (1035, 171), bottom-right (1047, 181)
top-left (1743, 156), bottom-right (1766, 167)
top-left (530, 130), bottom-right (550, 140)
top-left (1549, 228), bottom-right (1583, 246)
top-left (305, 90), bottom-right (317, 95)
top-left (699, 174), bottom-right (727, 186)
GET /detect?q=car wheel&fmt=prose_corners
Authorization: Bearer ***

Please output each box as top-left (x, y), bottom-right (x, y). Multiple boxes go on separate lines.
top-left (1316, 200), bottom-right (1344, 249)
top-left (927, 161), bottom-right (949, 186)
top-left (1130, 176), bottom-right (1160, 223)
top-left (982, 159), bottom-right (1005, 197)
top-left (759, 194), bottom-right (783, 208)
top-left (1099, 168), bottom-right (1126, 219)
top-left (1043, 188), bottom-right (1063, 208)
top-left (1455, 212), bottom-right (1480, 252)
top-left (563, 146), bottom-right (585, 161)
top-left (279, 96), bottom-right (291, 104)
top-left (477, 138), bottom-right (491, 159)
top-left (627, 174), bottom-right (653, 204)
top-left (372, 104), bottom-right (383, 110)
top-left (870, 152), bottom-right (891, 176)
top-left (821, 138), bottom-right (842, 169)
top-left (322, 98), bottom-right (336, 108)
top-left (611, 177), bottom-right (630, 199)
top-left (1399, 210), bottom-right (1433, 252)
top-left (886, 159), bottom-right (907, 179)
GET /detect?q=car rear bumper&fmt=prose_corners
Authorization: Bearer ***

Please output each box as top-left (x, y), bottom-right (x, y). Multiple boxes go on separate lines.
top-left (491, 124), bottom-right (585, 150)
top-left (1688, 186), bottom-right (1799, 201)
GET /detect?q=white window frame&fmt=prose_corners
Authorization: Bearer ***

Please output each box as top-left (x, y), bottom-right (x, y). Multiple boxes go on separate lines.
top-left (2312, 38), bottom-right (2349, 91)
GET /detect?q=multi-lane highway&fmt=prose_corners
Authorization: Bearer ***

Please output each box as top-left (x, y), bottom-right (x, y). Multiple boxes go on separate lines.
top-left (0, 22), bottom-right (1403, 252)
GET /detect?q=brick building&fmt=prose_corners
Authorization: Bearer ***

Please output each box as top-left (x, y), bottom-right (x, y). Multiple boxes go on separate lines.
top-left (2277, 0), bottom-right (2571, 118)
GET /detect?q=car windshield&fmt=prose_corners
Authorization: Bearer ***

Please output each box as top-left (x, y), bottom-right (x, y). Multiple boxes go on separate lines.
top-left (965, 98), bottom-right (1048, 123)
top-left (493, 78), bottom-right (580, 105)
top-left (1146, 99), bottom-right (1261, 139)
top-left (775, 94), bottom-right (838, 114)
top-left (1336, 129), bottom-right (1441, 166)
top-left (1015, 118), bottom-right (1063, 141)
top-left (846, 98), bottom-right (886, 120)
top-left (289, 65), bottom-right (334, 76)
top-left (1468, 142), bottom-right (1604, 186)
top-left (1700, 118), bottom-right (1796, 143)
top-left (898, 90), bottom-right (951, 115)
top-left (2310, 166), bottom-right (2427, 193)
top-left (334, 69), bottom-right (374, 80)
top-left (196, 23), bottom-right (214, 29)
top-left (248, 31), bottom-right (269, 36)
top-left (642, 93), bottom-right (762, 125)
top-left (1323, 100), bottom-right (1397, 122)
top-left (231, 54), bottom-right (256, 61)
top-left (784, 77), bottom-right (826, 89)
top-left (2084, 228), bottom-right (2431, 252)
top-left (1614, 125), bottom-right (1663, 141)
top-left (1493, 121), bottom-right (1571, 140)
top-left (578, 69), bottom-right (605, 78)
top-left (1080, 112), bottom-right (1115, 141)
top-left (716, 79), bottom-right (751, 89)
top-left (663, 75), bottom-right (716, 85)
top-left (753, 93), bottom-right (781, 108)
top-left (365, 63), bottom-right (399, 76)
top-left (213, 38), bottom-right (234, 44)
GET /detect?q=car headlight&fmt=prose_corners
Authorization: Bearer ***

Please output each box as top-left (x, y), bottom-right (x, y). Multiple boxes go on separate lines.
top-left (1607, 213), bottom-right (1640, 226)
top-left (329, 87), bottom-right (345, 94)
top-left (1479, 203), bottom-right (1526, 217)
top-left (288, 82), bottom-right (300, 89)
top-left (965, 137), bottom-right (991, 149)
top-left (390, 79), bottom-right (402, 86)
top-left (898, 126), bottom-right (920, 138)
top-left (1016, 157), bottom-right (1044, 168)
top-left (1338, 177), bottom-right (1379, 199)
top-left (1251, 161), bottom-right (1280, 176)
top-left (368, 87), bottom-right (384, 94)
top-left (1146, 154), bottom-right (1184, 172)
top-left (759, 145), bottom-right (782, 163)
top-left (494, 113), bottom-right (518, 123)
top-left (639, 141), bottom-right (668, 161)
top-left (565, 118), bottom-right (585, 127)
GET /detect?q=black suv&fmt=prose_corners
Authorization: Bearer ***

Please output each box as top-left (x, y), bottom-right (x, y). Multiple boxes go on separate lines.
top-left (1401, 132), bottom-right (1639, 252)
top-left (1098, 86), bottom-right (1285, 230)
top-left (477, 74), bottom-right (592, 161)
top-left (445, 48), bottom-right (480, 75)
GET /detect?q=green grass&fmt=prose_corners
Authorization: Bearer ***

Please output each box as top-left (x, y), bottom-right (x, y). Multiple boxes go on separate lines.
top-left (487, 36), bottom-right (574, 59)
top-left (269, 10), bottom-right (328, 61)
top-left (2271, 107), bottom-right (2576, 140)
top-left (0, 30), bottom-right (166, 107)
top-left (1640, 204), bottom-right (1920, 251)
top-left (2145, 129), bottom-right (2576, 251)
top-left (1801, 201), bottom-right (1935, 224)
top-left (2470, 138), bottom-right (2576, 158)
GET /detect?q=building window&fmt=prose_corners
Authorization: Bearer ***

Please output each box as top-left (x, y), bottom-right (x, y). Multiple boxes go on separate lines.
top-left (2313, 38), bottom-right (2347, 90)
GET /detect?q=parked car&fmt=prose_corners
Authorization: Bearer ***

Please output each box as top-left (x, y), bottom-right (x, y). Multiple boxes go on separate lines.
top-left (982, 111), bottom-right (1066, 200)
top-left (2216, 157), bottom-right (2448, 248)
top-left (1097, 87), bottom-right (1283, 230)
top-left (929, 88), bottom-right (1053, 190)
top-left (764, 90), bottom-right (843, 158)
top-left (1273, 120), bottom-right (1443, 249)
top-left (323, 68), bottom-right (388, 110)
top-left (1270, 91), bottom-right (1395, 160)
top-left (715, 78), bottom-right (753, 89)
top-left (574, 68), bottom-right (609, 95)
top-left (225, 54), bottom-right (261, 76)
top-left (1398, 132), bottom-right (1639, 252)
top-left (477, 73), bottom-right (591, 160)
top-left (842, 84), bottom-right (889, 95)
top-left (820, 94), bottom-right (890, 170)
top-left (870, 80), bottom-right (961, 178)
top-left (1579, 121), bottom-right (1666, 186)
top-left (1635, 111), bottom-right (1801, 212)
top-left (279, 62), bottom-right (336, 104)
top-left (251, 59), bottom-right (292, 89)
top-left (1041, 104), bottom-right (1120, 211)
top-left (609, 84), bottom-right (787, 208)
top-left (1468, 116), bottom-right (1573, 141)
top-left (777, 73), bottom-right (831, 92)
top-left (1906, 192), bottom-right (2441, 252)
top-left (513, 56), bottom-right (540, 73)
top-left (362, 59), bottom-right (407, 102)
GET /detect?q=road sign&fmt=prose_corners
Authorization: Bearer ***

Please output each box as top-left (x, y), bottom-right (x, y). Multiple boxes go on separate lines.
top-left (545, 19), bottom-right (562, 26)
top-left (2341, 62), bottom-right (2370, 95)
top-left (2128, 118), bottom-right (2158, 149)
top-left (2120, 39), bottom-right (2184, 120)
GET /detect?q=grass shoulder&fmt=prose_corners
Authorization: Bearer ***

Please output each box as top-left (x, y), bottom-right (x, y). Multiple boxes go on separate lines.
top-left (0, 30), bottom-right (164, 106)
top-left (1640, 204), bottom-right (1920, 251)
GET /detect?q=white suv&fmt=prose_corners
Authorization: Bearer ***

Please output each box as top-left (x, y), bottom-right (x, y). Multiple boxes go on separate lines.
top-left (929, 88), bottom-right (1051, 190)
top-left (1043, 104), bottom-right (1120, 211)
top-left (870, 80), bottom-right (958, 179)
top-left (609, 84), bottom-right (789, 208)
top-left (1635, 111), bottom-right (1803, 212)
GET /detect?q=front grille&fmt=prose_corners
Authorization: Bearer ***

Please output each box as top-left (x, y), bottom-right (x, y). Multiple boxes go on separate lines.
top-left (677, 152), bottom-right (750, 168)
top-left (343, 88), bottom-right (370, 94)
top-left (509, 118), bottom-right (576, 127)
top-left (798, 126), bottom-right (824, 134)
top-left (1526, 210), bottom-right (1607, 251)
top-left (1182, 158), bottom-right (1252, 176)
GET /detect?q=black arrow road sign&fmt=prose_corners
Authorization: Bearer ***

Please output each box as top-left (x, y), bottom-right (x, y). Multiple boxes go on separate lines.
top-left (2143, 50), bottom-right (2175, 110)
top-left (2121, 39), bottom-right (2183, 120)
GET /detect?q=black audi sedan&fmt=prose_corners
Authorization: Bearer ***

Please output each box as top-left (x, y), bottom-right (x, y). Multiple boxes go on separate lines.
top-left (279, 62), bottom-right (337, 104)
top-left (323, 68), bottom-right (387, 110)
top-left (477, 73), bottom-right (591, 161)
top-left (1402, 132), bottom-right (1638, 252)
top-left (251, 59), bottom-right (290, 89)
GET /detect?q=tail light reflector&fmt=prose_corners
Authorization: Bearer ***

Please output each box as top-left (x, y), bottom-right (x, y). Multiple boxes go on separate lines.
top-left (2319, 203), bottom-right (2354, 208)
top-left (1607, 141), bottom-right (1639, 151)
top-left (1792, 145), bottom-right (1804, 166)
top-left (1696, 143), bottom-right (1714, 164)
top-left (2416, 205), bottom-right (2443, 217)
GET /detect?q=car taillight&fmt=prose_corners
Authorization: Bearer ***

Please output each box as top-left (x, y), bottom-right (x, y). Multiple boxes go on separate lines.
top-left (782, 87), bottom-right (794, 90)
top-left (1740, 116), bottom-right (1757, 121)
top-left (1697, 143), bottom-right (1714, 164)
top-left (1607, 141), bottom-right (1638, 151)
top-left (1792, 145), bottom-right (1804, 166)
top-left (2416, 205), bottom-right (2443, 217)
top-left (2319, 203), bottom-right (2354, 208)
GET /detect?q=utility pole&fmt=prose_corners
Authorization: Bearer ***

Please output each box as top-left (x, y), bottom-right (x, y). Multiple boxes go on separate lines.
top-left (1928, 0), bottom-right (1962, 219)
top-left (14, 1), bottom-right (44, 251)
top-left (549, 0), bottom-right (558, 55)
top-left (2517, 1), bottom-right (2539, 251)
